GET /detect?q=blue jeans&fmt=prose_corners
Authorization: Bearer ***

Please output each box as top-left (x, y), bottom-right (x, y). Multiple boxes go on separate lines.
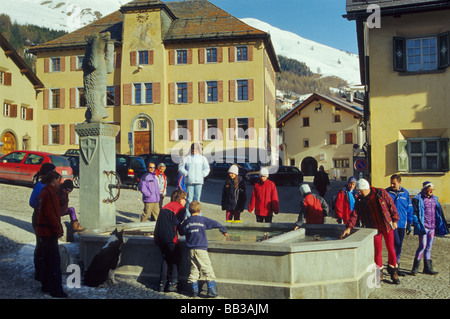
top-left (186, 184), bottom-right (203, 217)
top-left (394, 228), bottom-right (406, 263)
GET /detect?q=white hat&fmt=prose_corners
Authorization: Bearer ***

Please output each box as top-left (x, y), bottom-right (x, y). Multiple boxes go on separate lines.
top-left (356, 178), bottom-right (370, 190)
top-left (260, 167), bottom-right (269, 177)
top-left (299, 184), bottom-right (311, 195)
top-left (228, 164), bottom-right (239, 175)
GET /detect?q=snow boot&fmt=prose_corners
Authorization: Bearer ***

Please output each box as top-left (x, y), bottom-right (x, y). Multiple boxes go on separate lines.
top-left (423, 259), bottom-right (439, 275)
top-left (411, 259), bottom-right (420, 276)
top-left (166, 281), bottom-right (178, 292)
top-left (387, 265), bottom-right (400, 285)
top-left (207, 280), bottom-right (217, 298)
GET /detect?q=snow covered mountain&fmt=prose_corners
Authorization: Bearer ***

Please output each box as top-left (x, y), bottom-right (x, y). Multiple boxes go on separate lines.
top-left (0, 0), bottom-right (360, 84)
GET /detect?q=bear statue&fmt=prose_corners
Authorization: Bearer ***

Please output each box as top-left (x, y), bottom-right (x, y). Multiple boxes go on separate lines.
top-left (82, 32), bottom-right (114, 123)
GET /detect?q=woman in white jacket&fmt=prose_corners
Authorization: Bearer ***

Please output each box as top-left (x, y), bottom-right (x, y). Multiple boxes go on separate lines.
top-left (178, 143), bottom-right (210, 215)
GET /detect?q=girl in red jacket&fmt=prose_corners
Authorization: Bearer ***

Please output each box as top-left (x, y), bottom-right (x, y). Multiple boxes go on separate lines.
top-left (35, 171), bottom-right (68, 298)
top-left (248, 167), bottom-right (279, 223)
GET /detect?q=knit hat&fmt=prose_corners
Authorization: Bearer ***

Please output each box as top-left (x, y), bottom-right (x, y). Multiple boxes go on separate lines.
top-left (347, 176), bottom-right (357, 183)
top-left (422, 181), bottom-right (434, 190)
top-left (62, 179), bottom-right (74, 190)
top-left (260, 167), bottom-right (269, 177)
top-left (38, 163), bottom-right (56, 175)
top-left (228, 164), bottom-right (239, 175)
top-left (299, 184), bottom-right (311, 195)
top-left (356, 178), bottom-right (370, 190)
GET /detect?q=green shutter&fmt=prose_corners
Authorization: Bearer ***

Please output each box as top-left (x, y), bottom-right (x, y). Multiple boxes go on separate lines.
top-left (393, 37), bottom-right (406, 72)
top-left (397, 140), bottom-right (409, 172)
top-left (440, 138), bottom-right (449, 171)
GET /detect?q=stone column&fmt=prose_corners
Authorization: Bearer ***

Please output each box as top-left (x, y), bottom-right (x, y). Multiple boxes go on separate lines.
top-left (75, 123), bottom-right (120, 230)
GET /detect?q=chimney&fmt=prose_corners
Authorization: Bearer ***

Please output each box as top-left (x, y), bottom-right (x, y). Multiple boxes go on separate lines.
top-left (346, 90), bottom-right (353, 103)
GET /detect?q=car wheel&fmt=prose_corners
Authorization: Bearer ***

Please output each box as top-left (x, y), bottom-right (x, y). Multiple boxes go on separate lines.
top-left (73, 175), bottom-right (80, 188)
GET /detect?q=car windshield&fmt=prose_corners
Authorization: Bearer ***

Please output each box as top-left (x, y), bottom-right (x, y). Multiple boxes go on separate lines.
top-left (49, 155), bottom-right (70, 167)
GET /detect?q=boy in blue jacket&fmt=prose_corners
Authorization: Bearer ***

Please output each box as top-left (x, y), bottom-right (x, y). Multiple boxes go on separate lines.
top-left (179, 201), bottom-right (227, 298)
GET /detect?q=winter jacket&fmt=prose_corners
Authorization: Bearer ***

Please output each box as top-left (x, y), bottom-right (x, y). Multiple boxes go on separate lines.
top-left (248, 179), bottom-right (279, 217)
top-left (56, 185), bottom-right (70, 215)
top-left (412, 193), bottom-right (449, 236)
top-left (178, 154), bottom-right (210, 185)
top-left (35, 185), bottom-right (63, 238)
top-left (155, 170), bottom-right (167, 196)
top-left (138, 171), bottom-right (160, 203)
top-left (179, 215), bottom-right (227, 250)
top-left (297, 192), bottom-right (329, 226)
top-left (29, 181), bottom-right (45, 209)
top-left (386, 186), bottom-right (414, 229)
top-left (177, 173), bottom-right (187, 192)
top-left (335, 186), bottom-right (357, 224)
top-left (347, 186), bottom-right (399, 231)
top-left (221, 176), bottom-right (247, 212)
top-left (154, 201), bottom-right (186, 245)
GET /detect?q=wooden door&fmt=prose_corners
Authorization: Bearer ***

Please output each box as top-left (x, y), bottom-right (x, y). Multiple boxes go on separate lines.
top-left (134, 131), bottom-right (151, 155)
top-left (1, 132), bottom-right (16, 154)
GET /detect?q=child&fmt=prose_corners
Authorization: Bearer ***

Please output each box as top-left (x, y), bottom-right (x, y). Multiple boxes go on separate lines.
top-left (154, 189), bottom-right (187, 292)
top-left (179, 201), bottom-right (227, 298)
top-left (248, 167), bottom-right (279, 223)
top-left (411, 182), bottom-right (449, 275)
top-left (295, 184), bottom-right (328, 228)
top-left (57, 179), bottom-right (85, 232)
top-left (221, 164), bottom-right (247, 222)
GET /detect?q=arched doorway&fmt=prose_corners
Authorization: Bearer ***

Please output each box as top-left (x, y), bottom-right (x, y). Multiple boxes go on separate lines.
top-left (1, 131), bottom-right (16, 154)
top-left (301, 156), bottom-right (318, 176)
top-left (131, 114), bottom-right (154, 155)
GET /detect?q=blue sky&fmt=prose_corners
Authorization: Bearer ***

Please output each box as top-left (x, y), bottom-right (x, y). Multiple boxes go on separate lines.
top-left (203, 0), bottom-right (358, 54)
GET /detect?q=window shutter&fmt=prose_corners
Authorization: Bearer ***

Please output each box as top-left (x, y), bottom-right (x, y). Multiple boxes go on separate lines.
top-left (26, 108), bottom-right (33, 121)
top-left (153, 82), bottom-right (161, 104)
top-left (393, 37), bottom-right (406, 72)
top-left (248, 117), bottom-right (255, 140)
top-left (198, 48), bottom-right (205, 64)
top-left (198, 119), bottom-right (204, 141)
top-left (248, 45), bottom-right (253, 61)
top-left (228, 47), bottom-right (235, 62)
top-left (70, 124), bottom-right (76, 145)
top-left (440, 138), bottom-right (449, 171)
top-left (187, 119), bottom-right (193, 141)
top-left (169, 83), bottom-right (175, 104)
top-left (438, 31), bottom-right (450, 69)
top-left (60, 57), bottom-right (65, 72)
top-left (217, 47), bottom-right (223, 63)
top-left (4, 72), bottom-right (12, 86)
top-left (248, 79), bottom-right (254, 101)
top-left (169, 50), bottom-right (175, 65)
top-left (10, 104), bottom-right (17, 118)
top-left (70, 88), bottom-right (76, 108)
top-left (199, 82), bottom-right (205, 103)
top-left (70, 56), bottom-right (77, 71)
top-left (229, 80), bottom-right (235, 102)
top-left (43, 89), bottom-right (49, 109)
top-left (148, 50), bottom-right (154, 65)
top-left (115, 53), bottom-right (121, 68)
top-left (43, 125), bottom-right (49, 145)
top-left (228, 118), bottom-right (235, 140)
top-left (44, 58), bottom-right (50, 73)
top-left (187, 49), bottom-right (193, 64)
top-left (217, 118), bottom-right (223, 140)
top-left (60, 124), bottom-right (65, 145)
top-left (169, 120), bottom-right (175, 141)
top-left (397, 140), bottom-right (409, 172)
top-left (114, 85), bottom-right (121, 106)
top-left (130, 51), bottom-right (137, 66)
top-left (123, 84), bottom-right (132, 105)
top-left (188, 82), bottom-right (193, 103)
top-left (60, 88), bottom-right (65, 109)
top-left (218, 80), bottom-right (223, 102)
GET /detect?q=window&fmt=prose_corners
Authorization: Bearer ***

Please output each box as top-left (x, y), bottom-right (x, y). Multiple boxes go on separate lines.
top-left (177, 49), bottom-right (187, 64)
top-left (51, 89), bottom-right (61, 109)
top-left (206, 48), bottom-right (217, 63)
top-left (51, 57), bottom-right (61, 72)
top-left (77, 87), bottom-right (86, 107)
top-left (138, 50), bottom-right (148, 65)
top-left (289, 158), bottom-right (295, 166)
top-left (205, 118), bottom-right (218, 140)
top-left (236, 80), bottom-right (248, 101)
top-left (24, 154), bottom-right (44, 165)
top-left (0, 71), bottom-right (4, 85)
top-left (334, 159), bottom-right (350, 168)
top-left (207, 81), bottom-right (218, 102)
top-left (1, 152), bottom-right (25, 163)
top-left (77, 56), bottom-right (84, 70)
top-left (334, 114), bottom-right (341, 122)
top-left (50, 125), bottom-right (61, 144)
top-left (106, 86), bottom-right (115, 106)
top-left (3, 103), bottom-right (11, 117)
top-left (303, 138), bottom-right (309, 148)
top-left (303, 117), bottom-right (310, 127)
top-left (236, 118), bottom-right (249, 139)
top-left (20, 106), bottom-right (33, 121)
top-left (176, 120), bottom-right (188, 140)
top-left (345, 132), bottom-right (353, 144)
top-left (236, 46), bottom-right (248, 61)
top-left (329, 133), bottom-right (337, 145)
top-left (177, 83), bottom-right (188, 103)
top-left (398, 138), bottom-right (449, 172)
top-left (406, 37), bottom-right (438, 72)
top-left (133, 83), bottom-right (153, 104)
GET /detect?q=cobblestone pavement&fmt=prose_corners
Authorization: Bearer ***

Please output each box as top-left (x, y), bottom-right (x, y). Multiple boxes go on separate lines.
top-left (0, 178), bottom-right (448, 299)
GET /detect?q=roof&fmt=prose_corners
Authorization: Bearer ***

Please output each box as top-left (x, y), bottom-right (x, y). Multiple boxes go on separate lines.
top-left (27, 0), bottom-right (280, 71)
top-left (277, 92), bottom-right (363, 127)
top-left (0, 33), bottom-right (44, 89)
top-left (345, 0), bottom-right (450, 20)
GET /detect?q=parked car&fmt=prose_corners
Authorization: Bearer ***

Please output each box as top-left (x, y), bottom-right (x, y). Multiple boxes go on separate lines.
top-left (209, 162), bottom-right (252, 180)
top-left (116, 154), bottom-right (147, 188)
top-left (0, 150), bottom-right (73, 185)
top-left (62, 154), bottom-right (80, 188)
top-left (139, 153), bottom-right (181, 186)
top-left (246, 165), bottom-right (304, 186)
top-left (64, 149), bottom-right (80, 156)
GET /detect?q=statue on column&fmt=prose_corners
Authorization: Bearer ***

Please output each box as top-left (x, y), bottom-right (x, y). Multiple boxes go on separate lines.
top-left (82, 32), bottom-right (114, 123)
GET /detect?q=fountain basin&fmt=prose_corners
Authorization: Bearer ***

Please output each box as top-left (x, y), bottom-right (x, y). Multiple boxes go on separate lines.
top-left (79, 222), bottom-right (376, 299)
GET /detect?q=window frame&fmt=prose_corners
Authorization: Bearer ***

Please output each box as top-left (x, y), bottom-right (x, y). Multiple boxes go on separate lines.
top-left (235, 117), bottom-right (249, 140)
top-left (176, 49), bottom-right (188, 65)
top-left (49, 124), bottom-right (61, 145)
top-left (3, 102), bottom-right (11, 117)
top-left (77, 87), bottom-right (86, 108)
top-left (50, 57), bottom-right (61, 72)
top-left (206, 81), bottom-right (218, 102)
top-left (138, 50), bottom-right (149, 65)
top-left (204, 118), bottom-right (219, 141)
top-left (106, 86), bottom-right (116, 107)
top-left (206, 47), bottom-right (217, 63)
top-left (236, 46), bottom-right (248, 62)
top-left (406, 36), bottom-right (438, 72)
top-left (133, 82), bottom-right (153, 105)
top-left (175, 119), bottom-right (188, 141)
top-left (50, 88), bottom-right (61, 109)
top-left (176, 82), bottom-right (188, 104)
top-left (236, 79), bottom-right (249, 101)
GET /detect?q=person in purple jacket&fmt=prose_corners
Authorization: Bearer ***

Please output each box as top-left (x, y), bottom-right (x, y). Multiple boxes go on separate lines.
top-left (179, 201), bottom-right (227, 298)
top-left (138, 162), bottom-right (160, 222)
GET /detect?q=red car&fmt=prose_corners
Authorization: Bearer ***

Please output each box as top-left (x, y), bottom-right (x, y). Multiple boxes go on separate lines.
top-left (0, 150), bottom-right (73, 184)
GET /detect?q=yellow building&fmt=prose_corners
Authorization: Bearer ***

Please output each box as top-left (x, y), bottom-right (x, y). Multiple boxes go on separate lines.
top-left (277, 92), bottom-right (364, 179)
top-left (345, 0), bottom-right (450, 214)
top-left (27, 0), bottom-right (280, 159)
top-left (0, 33), bottom-right (44, 154)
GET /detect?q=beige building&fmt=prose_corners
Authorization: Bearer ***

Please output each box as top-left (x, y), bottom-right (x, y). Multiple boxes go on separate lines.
top-left (0, 33), bottom-right (44, 154)
top-left (27, 0), bottom-right (280, 159)
top-left (345, 0), bottom-right (450, 213)
top-left (277, 92), bottom-right (364, 179)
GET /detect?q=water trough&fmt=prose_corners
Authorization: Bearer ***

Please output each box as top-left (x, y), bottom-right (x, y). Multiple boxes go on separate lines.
top-left (79, 222), bottom-right (376, 299)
